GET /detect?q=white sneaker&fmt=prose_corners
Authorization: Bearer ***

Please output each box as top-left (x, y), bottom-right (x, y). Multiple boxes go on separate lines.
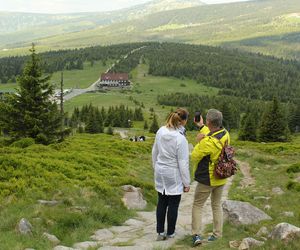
top-left (166, 233), bottom-right (176, 239)
top-left (156, 233), bottom-right (166, 241)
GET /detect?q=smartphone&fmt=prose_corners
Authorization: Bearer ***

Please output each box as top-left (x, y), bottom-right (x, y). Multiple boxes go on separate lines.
top-left (194, 111), bottom-right (201, 122)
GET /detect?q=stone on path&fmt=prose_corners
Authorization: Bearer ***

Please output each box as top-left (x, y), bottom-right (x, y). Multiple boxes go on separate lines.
top-left (53, 246), bottom-right (75, 250)
top-left (121, 185), bottom-right (147, 210)
top-left (272, 187), bottom-right (284, 195)
top-left (18, 218), bottom-right (33, 235)
top-left (124, 218), bottom-right (145, 227)
top-left (269, 222), bottom-right (300, 243)
top-left (223, 200), bottom-right (272, 225)
top-left (90, 229), bottom-right (114, 241)
top-left (73, 241), bottom-right (100, 249)
top-left (43, 232), bottom-right (60, 245)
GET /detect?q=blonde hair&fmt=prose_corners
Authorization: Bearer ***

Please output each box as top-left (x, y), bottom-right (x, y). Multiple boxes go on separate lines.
top-left (166, 108), bottom-right (189, 129)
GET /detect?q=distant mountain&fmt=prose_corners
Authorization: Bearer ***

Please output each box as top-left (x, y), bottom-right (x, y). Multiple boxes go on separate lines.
top-left (1, 0), bottom-right (300, 60)
top-left (0, 0), bottom-right (204, 45)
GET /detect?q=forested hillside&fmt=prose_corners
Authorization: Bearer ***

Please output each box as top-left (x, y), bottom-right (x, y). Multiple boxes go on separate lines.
top-left (0, 43), bottom-right (146, 83)
top-left (111, 43), bottom-right (300, 103)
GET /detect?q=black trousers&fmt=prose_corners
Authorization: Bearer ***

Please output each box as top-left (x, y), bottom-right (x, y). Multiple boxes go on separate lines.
top-left (156, 191), bottom-right (181, 235)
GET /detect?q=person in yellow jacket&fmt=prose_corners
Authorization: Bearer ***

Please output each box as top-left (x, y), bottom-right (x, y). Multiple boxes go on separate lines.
top-left (191, 109), bottom-right (230, 246)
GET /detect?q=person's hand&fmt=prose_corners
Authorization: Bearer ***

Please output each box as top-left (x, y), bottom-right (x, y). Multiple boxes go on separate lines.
top-left (196, 133), bottom-right (205, 142)
top-left (194, 115), bottom-right (204, 128)
top-left (184, 186), bottom-right (190, 192)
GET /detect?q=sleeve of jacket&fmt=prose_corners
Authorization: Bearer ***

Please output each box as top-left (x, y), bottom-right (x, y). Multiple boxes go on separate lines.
top-left (191, 138), bottom-right (211, 173)
top-left (152, 135), bottom-right (159, 169)
top-left (177, 136), bottom-right (190, 187)
top-left (199, 125), bottom-right (210, 134)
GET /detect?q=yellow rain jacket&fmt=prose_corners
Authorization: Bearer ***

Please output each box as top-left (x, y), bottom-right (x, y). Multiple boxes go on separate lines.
top-left (191, 126), bottom-right (230, 186)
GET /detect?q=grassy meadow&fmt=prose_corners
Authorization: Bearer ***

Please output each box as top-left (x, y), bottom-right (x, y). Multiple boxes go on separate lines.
top-left (0, 133), bottom-right (156, 250)
top-left (173, 133), bottom-right (300, 250)
top-left (64, 63), bottom-right (219, 124)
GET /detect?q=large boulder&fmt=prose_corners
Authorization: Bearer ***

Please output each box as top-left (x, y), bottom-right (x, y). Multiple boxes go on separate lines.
top-left (269, 223), bottom-right (300, 243)
top-left (121, 185), bottom-right (147, 210)
top-left (223, 200), bottom-right (272, 225)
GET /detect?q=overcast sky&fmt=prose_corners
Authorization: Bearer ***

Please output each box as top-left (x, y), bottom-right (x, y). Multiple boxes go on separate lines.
top-left (0, 0), bottom-right (250, 14)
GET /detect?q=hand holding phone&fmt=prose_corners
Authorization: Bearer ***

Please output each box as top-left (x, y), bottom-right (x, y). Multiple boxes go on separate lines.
top-left (194, 111), bottom-right (201, 122)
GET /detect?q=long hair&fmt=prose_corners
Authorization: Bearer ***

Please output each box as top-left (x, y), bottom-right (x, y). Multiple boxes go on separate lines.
top-left (166, 108), bottom-right (189, 129)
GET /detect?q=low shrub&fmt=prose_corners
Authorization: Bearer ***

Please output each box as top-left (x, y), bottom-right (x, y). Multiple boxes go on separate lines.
top-left (287, 163), bottom-right (300, 173)
top-left (10, 138), bottom-right (35, 148)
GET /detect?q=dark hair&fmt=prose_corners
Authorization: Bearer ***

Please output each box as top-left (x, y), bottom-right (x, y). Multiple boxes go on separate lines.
top-left (166, 108), bottom-right (189, 129)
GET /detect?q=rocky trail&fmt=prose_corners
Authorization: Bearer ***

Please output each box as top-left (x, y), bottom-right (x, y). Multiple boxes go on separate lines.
top-left (54, 177), bottom-right (233, 250)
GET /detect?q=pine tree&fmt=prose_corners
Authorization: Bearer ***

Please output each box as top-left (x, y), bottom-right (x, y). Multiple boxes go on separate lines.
top-left (144, 120), bottom-right (149, 130)
top-left (107, 125), bottom-right (114, 135)
top-left (0, 44), bottom-right (61, 144)
top-left (289, 102), bottom-right (300, 133)
top-left (259, 97), bottom-right (290, 142)
top-left (149, 114), bottom-right (159, 133)
top-left (238, 112), bottom-right (257, 141)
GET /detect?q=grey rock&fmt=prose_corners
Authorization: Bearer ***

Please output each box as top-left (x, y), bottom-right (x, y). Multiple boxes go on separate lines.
top-left (256, 226), bottom-right (269, 237)
top-left (272, 187), bottom-right (284, 195)
top-left (43, 232), bottom-right (60, 245)
top-left (240, 237), bottom-right (264, 249)
top-left (253, 196), bottom-right (271, 201)
top-left (18, 218), bottom-right (32, 235)
top-left (223, 200), bottom-right (272, 225)
top-left (38, 200), bottom-right (60, 206)
top-left (281, 211), bottom-right (294, 217)
top-left (121, 185), bottom-right (147, 210)
top-left (269, 222), bottom-right (300, 243)
top-left (238, 240), bottom-right (249, 250)
top-left (73, 241), bottom-right (100, 249)
top-left (90, 228), bottom-right (113, 241)
top-left (229, 240), bottom-right (241, 248)
top-left (53, 246), bottom-right (76, 250)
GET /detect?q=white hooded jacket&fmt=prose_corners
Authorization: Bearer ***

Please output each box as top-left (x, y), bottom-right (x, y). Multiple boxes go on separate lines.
top-left (152, 126), bottom-right (190, 195)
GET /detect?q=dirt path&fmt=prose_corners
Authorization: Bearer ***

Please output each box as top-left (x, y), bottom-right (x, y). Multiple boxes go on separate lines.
top-left (54, 176), bottom-right (233, 250)
top-left (236, 160), bottom-right (255, 188)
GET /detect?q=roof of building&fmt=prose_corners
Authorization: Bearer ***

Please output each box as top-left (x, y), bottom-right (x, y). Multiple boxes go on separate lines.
top-left (101, 73), bottom-right (129, 81)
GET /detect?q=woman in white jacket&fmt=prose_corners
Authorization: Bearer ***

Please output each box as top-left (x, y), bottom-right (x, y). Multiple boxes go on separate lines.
top-left (152, 108), bottom-right (190, 241)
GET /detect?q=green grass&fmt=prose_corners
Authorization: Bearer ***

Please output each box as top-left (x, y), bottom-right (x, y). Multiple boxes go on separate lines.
top-left (172, 133), bottom-right (300, 250)
top-left (0, 133), bottom-right (156, 250)
top-left (50, 60), bottom-right (111, 89)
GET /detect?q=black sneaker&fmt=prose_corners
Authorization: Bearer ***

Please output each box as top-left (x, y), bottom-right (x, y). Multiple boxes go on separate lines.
top-left (192, 234), bottom-right (204, 246)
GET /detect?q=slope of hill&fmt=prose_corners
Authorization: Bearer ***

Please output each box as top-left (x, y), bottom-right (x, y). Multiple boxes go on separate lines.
top-left (1, 0), bottom-right (300, 59)
top-left (0, 0), bottom-right (204, 48)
